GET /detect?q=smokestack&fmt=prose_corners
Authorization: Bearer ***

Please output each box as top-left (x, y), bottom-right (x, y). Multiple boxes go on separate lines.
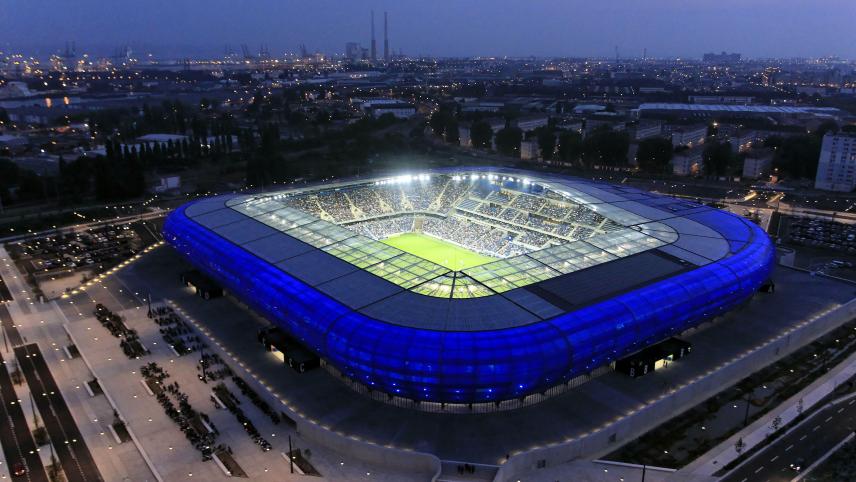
top-left (383, 11), bottom-right (389, 62)
top-left (370, 10), bottom-right (377, 61)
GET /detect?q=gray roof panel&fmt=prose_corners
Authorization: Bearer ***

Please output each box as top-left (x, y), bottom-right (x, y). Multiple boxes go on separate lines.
top-left (212, 218), bottom-right (280, 245)
top-left (241, 232), bottom-right (314, 263)
top-left (276, 250), bottom-right (360, 287)
top-left (316, 270), bottom-right (403, 310)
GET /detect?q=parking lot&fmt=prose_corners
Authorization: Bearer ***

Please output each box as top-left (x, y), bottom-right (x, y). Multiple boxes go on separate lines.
top-left (6, 220), bottom-right (161, 299)
top-left (785, 215), bottom-right (856, 253)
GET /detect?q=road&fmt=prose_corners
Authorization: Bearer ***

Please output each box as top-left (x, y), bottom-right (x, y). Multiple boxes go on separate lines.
top-left (0, 273), bottom-right (12, 302)
top-left (722, 395), bottom-right (856, 482)
top-left (0, 211), bottom-right (166, 244)
top-left (13, 344), bottom-right (102, 482)
top-left (0, 304), bottom-right (24, 348)
top-left (0, 351), bottom-right (48, 482)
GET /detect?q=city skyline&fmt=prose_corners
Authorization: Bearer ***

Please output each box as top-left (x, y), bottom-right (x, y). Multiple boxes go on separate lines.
top-left (2, 0), bottom-right (856, 60)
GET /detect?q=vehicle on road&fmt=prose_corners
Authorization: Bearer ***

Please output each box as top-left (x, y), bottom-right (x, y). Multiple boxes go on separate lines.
top-left (789, 457), bottom-right (805, 472)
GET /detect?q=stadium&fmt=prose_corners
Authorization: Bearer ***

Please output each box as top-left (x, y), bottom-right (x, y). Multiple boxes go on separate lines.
top-left (163, 168), bottom-right (775, 405)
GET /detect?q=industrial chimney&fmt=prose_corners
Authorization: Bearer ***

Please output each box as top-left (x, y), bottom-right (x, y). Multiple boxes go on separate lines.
top-left (370, 10), bottom-right (377, 62)
top-left (383, 11), bottom-right (389, 62)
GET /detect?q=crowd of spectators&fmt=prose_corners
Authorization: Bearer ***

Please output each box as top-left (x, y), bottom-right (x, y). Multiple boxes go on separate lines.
top-left (516, 231), bottom-right (550, 248)
top-left (512, 193), bottom-right (546, 213)
top-left (277, 175), bottom-right (622, 259)
top-left (477, 203), bottom-right (502, 217)
top-left (350, 216), bottom-right (415, 240)
top-left (346, 187), bottom-right (385, 217)
top-left (284, 195), bottom-right (324, 218)
top-left (315, 190), bottom-right (353, 222)
top-left (422, 216), bottom-right (512, 256)
top-left (283, 177), bottom-right (472, 222)
top-left (569, 205), bottom-right (605, 226)
top-left (540, 202), bottom-right (571, 220)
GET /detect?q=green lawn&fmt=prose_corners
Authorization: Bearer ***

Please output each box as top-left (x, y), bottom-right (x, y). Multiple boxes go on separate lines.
top-left (382, 233), bottom-right (496, 270)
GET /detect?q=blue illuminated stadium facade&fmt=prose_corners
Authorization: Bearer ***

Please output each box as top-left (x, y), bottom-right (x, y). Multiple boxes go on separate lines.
top-left (163, 168), bottom-right (775, 404)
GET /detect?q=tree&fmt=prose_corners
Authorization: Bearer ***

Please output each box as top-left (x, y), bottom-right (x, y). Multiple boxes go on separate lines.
top-left (58, 155), bottom-right (67, 178)
top-left (636, 137), bottom-right (674, 174)
top-left (814, 120), bottom-right (839, 138)
top-left (470, 120), bottom-right (493, 149)
top-left (557, 131), bottom-right (583, 164)
top-left (495, 127), bottom-right (523, 156)
top-left (105, 141), bottom-right (115, 161)
top-left (582, 126), bottom-right (630, 168)
top-left (445, 119), bottom-right (460, 144)
top-left (773, 135), bottom-right (822, 179)
top-left (429, 110), bottom-right (451, 137)
top-left (770, 415), bottom-right (783, 433)
top-left (535, 127), bottom-right (556, 161)
top-left (702, 141), bottom-right (734, 177)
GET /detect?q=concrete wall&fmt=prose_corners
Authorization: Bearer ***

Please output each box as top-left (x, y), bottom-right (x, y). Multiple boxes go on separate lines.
top-left (493, 296), bottom-right (856, 482)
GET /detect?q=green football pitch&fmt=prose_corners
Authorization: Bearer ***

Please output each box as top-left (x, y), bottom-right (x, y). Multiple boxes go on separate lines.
top-left (382, 233), bottom-right (497, 270)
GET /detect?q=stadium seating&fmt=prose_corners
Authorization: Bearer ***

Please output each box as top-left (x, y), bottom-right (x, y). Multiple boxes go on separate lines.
top-left (284, 176), bottom-right (615, 258)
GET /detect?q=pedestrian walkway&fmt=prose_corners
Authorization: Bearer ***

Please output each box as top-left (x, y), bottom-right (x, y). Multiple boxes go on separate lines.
top-left (0, 245), bottom-right (158, 482)
top-left (681, 348), bottom-right (856, 476)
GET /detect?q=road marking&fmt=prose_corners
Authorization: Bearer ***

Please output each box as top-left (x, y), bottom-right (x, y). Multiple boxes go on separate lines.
top-left (838, 407), bottom-right (845, 414)
top-left (826, 416), bottom-right (834, 423)
top-left (771, 455), bottom-right (779, 462)
top-left (800, 434), bottom-right (808, 441)
top-left (740, 478), bottom-right (747, 482)
top-left (754, 466), bottom-right (764, 474)
top-left (850, 399), bottom-right (855, 405)
top-left (813, 425), bottom-right (820, 432)
top-left (785, 444), bottom-right (794, 452)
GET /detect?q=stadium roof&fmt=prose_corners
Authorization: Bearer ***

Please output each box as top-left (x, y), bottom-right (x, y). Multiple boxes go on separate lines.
top-left (165, 167), bottom-right (774, 403)
top-left (176, 168), bottom-right (757, 331)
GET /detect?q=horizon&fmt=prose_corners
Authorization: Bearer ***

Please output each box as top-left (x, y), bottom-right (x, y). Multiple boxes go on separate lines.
top-left (2, 0), bottom-right (856, 60)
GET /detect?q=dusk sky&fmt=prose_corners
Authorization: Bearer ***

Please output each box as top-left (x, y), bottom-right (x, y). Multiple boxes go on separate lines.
top-left (2, 0), bottom-right (854, 59)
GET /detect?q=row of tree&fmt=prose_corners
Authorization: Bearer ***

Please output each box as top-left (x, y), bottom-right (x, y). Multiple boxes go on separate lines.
top-left (103, 134), bottom-right (235, 167)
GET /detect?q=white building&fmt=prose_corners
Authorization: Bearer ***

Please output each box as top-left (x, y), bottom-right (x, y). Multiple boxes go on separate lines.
top-left (672, 147), bottom-right (703, 176)
top-left (742, 150), bottom-right (774, 180)
top-left (368, 103), bottom-right (416, 119)
top-left (671, 125), bottom-right (708, 148)
top-left (520, 139), bottom-right (540, 160)
top-left (514, 115), bottom-right (550, 132)
top-left (556, 119), bottom-right (583, 134)
top-left (631, 121), bottom-right (662, 141)
top-left (573, 104), bottom-right (607, 115)
top-left (815, 133), bottom-right (856, 192)
top-left (460, 102), bottom-right (504, 113)
top-left (689, 95), bottom-right (754, 105)
top-left (459, 119), bottom-right (506, 147)
top-left (728, 131), bottom-right (758, 153)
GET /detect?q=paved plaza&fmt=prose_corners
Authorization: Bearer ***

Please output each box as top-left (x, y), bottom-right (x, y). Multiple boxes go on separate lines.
top-left (93, 246), bottom-right (856, 466)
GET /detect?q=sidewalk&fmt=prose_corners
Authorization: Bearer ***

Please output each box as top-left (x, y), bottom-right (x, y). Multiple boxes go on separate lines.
top-left (680, 348), bottom-right (856, 476)
top-left (0, 245), bottom-right (158, 482)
